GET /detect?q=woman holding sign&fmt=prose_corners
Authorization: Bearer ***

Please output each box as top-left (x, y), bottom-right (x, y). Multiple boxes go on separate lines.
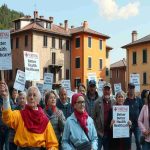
top-left (110, 91), bottom-right (131, 150)
top-left (138, 91), bottom-right (150, 150)
top-left (0, 81), bottom-right (58, 150)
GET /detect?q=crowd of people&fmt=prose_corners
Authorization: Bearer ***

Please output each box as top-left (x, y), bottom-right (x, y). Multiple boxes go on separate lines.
top-left (0, 80), bottom-right (150, 150)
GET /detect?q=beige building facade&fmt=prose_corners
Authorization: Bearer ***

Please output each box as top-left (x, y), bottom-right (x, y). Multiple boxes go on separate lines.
top-left (122, 31), bottom-right (150, 92)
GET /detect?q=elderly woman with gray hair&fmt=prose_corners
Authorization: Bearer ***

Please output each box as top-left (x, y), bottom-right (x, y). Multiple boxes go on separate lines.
top-left (0, 81), bottom-right (58, 150)
top-left (109, 91), bottom-right (131, 150)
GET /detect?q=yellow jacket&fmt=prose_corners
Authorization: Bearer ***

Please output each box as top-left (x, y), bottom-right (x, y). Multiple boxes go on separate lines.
top-left (2, 109), bottom-right (58, 150)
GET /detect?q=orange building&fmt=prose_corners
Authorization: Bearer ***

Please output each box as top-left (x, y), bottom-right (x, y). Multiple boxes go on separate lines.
top-left (70, 21), bottom-right (110, 89)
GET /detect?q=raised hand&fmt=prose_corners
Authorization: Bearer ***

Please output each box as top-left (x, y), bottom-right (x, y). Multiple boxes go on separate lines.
top-left (0, 81), bottom-right (9, 99)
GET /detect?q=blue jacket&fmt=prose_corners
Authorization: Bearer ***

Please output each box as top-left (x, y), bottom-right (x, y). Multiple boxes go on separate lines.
top-left (62, 113), bottom-right (98, 150)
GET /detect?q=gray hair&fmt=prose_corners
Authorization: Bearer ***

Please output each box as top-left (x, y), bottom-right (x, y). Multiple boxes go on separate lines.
top-left (27, 86), bottom-right (41, 102)
top-left (19, 91), bottom-right (26, 97)
top-left (116, 91), bottom-right (125, 99)
top-left (59, 87), bottom-right (67, 95)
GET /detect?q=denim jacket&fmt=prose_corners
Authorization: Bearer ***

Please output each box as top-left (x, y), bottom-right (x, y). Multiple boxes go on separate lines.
top-left (62, 113), bottom-right (98, 150)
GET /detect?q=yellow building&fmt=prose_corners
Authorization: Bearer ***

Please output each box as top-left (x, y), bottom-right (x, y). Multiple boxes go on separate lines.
top-left (122, 31), bottom-right (150, 92)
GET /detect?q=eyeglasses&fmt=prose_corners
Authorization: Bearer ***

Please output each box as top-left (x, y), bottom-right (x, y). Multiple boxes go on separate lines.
top-left (76, 101), bottom-right (85, 105)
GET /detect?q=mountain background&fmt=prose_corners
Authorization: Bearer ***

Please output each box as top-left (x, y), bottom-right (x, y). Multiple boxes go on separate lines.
top-left (0, 4), bottom-right (24, 29)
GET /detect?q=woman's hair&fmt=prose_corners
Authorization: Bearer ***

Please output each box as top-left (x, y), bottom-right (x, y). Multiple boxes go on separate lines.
top-left (45, 90), bottom-right (57, 106)
top-left (141, 89), bottom-right (149, 99)
top-left (19, 91), bottom-right (26, 97)
top-left (78, 83), bottom-right (86, 90)
top-left (116, 91), bottom-right (125, 99)
top-left (27, 86), bottom-right (41, 102)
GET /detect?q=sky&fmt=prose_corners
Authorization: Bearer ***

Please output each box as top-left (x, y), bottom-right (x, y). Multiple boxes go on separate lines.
top-left (0, 0), bottom-right (150, 64)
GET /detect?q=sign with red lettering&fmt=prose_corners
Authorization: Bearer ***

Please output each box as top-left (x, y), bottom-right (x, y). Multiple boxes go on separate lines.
top-left (0, 30), bottom-right (12, 70)
top-left (113, 106), bottom-right (129, 138)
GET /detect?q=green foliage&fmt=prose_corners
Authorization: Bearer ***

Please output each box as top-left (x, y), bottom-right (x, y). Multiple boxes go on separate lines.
top-left (0, 4), bottom-right (24, 29)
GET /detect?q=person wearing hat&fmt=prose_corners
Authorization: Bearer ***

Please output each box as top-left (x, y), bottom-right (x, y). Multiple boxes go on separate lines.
top-left (93, 82), bottom-right (115, 150)
top-left (62, 93), bottom-right (98, 150)
top-left (124, 83), bottom-right (143, 150)
top-left (85, 80), bottom-right (99, 118)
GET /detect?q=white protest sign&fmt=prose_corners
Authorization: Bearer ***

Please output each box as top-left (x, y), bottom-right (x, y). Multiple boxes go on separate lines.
top-left (114, 83), bottom-right (122, 94)
top-left (13, 70), bottom-right (26, 91)
top-left (98, 80), bottom-right (105, 97)
top-left (130, 74), bottom-right (140, 92)
top-left (36, 83), bottom-right (43, 97)
top-left (0, 30), bottom-right (12, 70)
top-left (43, 73), bottom-right (53, 90)
top-left (24, 51), bottom-right (40, 81)
top-left (113, 106), bottom-right (129, 138)
top-left (61, 80), bottom-right (71, 95)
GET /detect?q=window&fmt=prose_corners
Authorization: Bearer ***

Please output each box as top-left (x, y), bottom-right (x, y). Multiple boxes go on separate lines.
top-left (116, 69), bottom-right (119, 78)
top-left (99, 59), bottom-right (103, 70)
top-left (106, 68), bottom-right (109, 76)
top-left (106, 50), bottom-right (109, 58)
top-left (43, 35), bottom-right (47, 47)
top-left (25, 35), bottom-right (28, 47)
top-left (8, 70), bottom-right (13, 80)
top-left (43, 68), bottom-right (47, 78)
top-left (132, 51), bottom-right (136, 64)
top-left (11, 38), bottom-right (13, 49)
top-left (75, 57), bottom-right (80, 68)
top-left (16, 37), bottom-right (19, 48)
top-left (52, 52), bottom-right (56, 64)
top-left (52, 37), bottom-right (55, 48)
top-left (88, 37), bottom-right (92, 48)
top-left (75, 37), bottom-right (80, 48)
top-left (99, 40), bottom-right (102, 50)
top-left (15, 21), bottom-right (20, 30)
top-left (66, 39), bottom-right (70, 51)
top-left (74, 78), bottom-right (81, 87)
top-left (110, 70), bottom-right (112, 78)
top-left (88, 57), bottom-right (92, 69)
top-left (59, 69), bottom-right (62, 80)
top-left (66, 69), bottom-right (70, 79)
top-left (143, 72), bottom-right (147, 84)
top-left (59, 38), bottom-right (62, 49)
top-left (46, 22), bottom-right (51, 29)
top-left (143, 49), bottom-right (147, 63)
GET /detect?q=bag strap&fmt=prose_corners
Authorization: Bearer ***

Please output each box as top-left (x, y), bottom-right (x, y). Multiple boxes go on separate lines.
top-left (77, 121), bottom-right (91, 142)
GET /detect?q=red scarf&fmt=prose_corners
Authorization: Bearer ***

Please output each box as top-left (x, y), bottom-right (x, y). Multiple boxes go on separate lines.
top-left (20, 105), bottom-right (49, 134)
top-left (46, 105), bottom-right (56, 113)
top-left (74, 109), bottom-right (89, 134)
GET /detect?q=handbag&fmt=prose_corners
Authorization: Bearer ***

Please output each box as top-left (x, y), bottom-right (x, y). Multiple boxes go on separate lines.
top-left (140, 135), bottom-right (145, 145)
top-left (75, 141), bottom-right (91, 150)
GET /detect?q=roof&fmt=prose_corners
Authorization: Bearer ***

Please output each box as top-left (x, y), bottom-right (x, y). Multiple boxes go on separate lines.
top-left (106, 45), bottom-right (113, 50)
top-left (110, 59), bottom-right (126, 68)
top-left (70, 26), bottom-right (110, 39)
top-left (11, 22), bottom-right (71, 37)
top-left (11, 16), bottom-right (110, 38)
top-left (122, 34), bottom-right (150, 48)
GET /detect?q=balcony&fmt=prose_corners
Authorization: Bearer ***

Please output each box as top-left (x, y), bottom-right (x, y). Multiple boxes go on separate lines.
top-left (48, 59), bottom-right (63, 73)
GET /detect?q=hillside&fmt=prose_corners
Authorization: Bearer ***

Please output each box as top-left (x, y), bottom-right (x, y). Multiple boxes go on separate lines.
top-left (0, 4), bottom-right (24, 29)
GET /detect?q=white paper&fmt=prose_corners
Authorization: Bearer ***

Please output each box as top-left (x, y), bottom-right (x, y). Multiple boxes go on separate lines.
top-left (61, 80), bottom-right (71, 95)
top-left (13, 70), bottom-right (26, 91)
top-left (113, 106), bottom-right (129, 138)
top-left (114, 83), bottom-right (122, 94)
top-left (43, 73), bottom-right (53, 90)
top-left (130, 74), bottom-right (140, 92)
top-left (24, 51), bottom-right (40, 81)
top-left (0, 30), bottom-right (12, 70)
